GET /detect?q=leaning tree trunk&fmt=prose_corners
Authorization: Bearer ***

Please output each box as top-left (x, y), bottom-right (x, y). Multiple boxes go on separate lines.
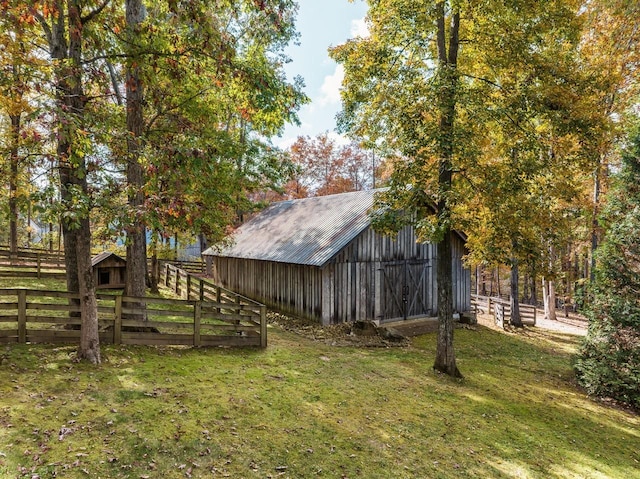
top-left (432, 3), bottom-right (462, 378)
top-left (509, 256), bottom-right (522, 327)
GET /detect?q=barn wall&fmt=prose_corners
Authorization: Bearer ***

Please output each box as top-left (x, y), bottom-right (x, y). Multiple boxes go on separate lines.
top-left (328, 226), bottom-right (470, 322)
top-left (209, 226), bottom-right (471, 325)
top-left (211, 257), bottom-right (323, 321)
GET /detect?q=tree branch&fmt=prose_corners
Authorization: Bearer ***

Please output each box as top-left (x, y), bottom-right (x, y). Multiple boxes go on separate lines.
top-left (81, 0), bottom-right (112, 24)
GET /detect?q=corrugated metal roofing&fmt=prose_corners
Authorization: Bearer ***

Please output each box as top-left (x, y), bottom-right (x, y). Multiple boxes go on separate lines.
top-left (202, 190), bottom-right (378, 267)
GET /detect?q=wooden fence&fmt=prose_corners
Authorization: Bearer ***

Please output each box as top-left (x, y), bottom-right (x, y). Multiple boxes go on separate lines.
top-left (0, 248), bottom-right (66, 279)
top-left (159, 259), bottom-right (205, 274)
top-left (471, 294), bottom-right (537, 326)
top-left (0, 287), bottom-right (266, 348)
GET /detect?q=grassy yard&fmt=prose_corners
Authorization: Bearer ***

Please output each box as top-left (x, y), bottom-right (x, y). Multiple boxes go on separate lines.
top-left (1, 312), bottom-right (638, 479)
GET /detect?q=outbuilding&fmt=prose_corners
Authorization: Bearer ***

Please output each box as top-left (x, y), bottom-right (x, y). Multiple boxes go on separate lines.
top-left (91, 252), bottom-right (127, 289)
top-left (202, 190), bottom-right (471, 325)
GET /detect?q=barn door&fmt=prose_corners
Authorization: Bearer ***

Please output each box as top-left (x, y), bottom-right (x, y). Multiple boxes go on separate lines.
top-left (381, 260), bottom-right (431, 321)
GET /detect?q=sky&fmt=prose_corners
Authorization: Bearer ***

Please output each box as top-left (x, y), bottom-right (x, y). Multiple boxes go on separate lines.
top-left (277, 0), bottom-right (369, 149)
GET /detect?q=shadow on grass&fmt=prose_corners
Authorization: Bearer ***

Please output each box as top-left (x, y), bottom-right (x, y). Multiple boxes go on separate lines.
top-left (411, 325), bottom-right (639, 478)
top-left (0, 325), bottom-right (637, 479)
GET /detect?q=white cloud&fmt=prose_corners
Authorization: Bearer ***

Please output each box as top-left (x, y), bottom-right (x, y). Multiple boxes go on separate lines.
top-left (327, 131), bottom-right (350, 146)
top-left (350, 17), bottom-right (369, 38)
top-left (318, 64), bottom-right (344, 107)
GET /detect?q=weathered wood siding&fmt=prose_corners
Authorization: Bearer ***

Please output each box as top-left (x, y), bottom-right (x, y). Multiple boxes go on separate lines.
top-left (211, 257), bottom-right (324, 321)
top-left (209, 225), bottom-right (471, 326)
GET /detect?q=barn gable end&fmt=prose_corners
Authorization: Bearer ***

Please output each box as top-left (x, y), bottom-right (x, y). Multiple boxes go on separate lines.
top-left (203, 190), bottom-right (471, 325)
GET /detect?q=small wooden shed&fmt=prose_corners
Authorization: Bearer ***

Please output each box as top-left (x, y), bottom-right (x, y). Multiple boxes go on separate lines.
top-left (202, 190), bottom-right (471, 325)
top-left (92, 252), bottom-right (127, 289)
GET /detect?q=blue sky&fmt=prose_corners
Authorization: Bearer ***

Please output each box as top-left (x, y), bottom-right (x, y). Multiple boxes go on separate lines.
top-left (278, 0), bottom-right (368, 148)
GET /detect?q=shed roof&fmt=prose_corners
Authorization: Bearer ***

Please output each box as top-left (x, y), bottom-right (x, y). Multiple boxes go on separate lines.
top-left (202, 190), bottom-right (378, 267)
top-left (91, 251), bottom-right (126, 267)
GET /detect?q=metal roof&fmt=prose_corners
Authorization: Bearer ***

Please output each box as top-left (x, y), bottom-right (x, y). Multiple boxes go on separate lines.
top-left (202, 190), bottom-right (378, 267)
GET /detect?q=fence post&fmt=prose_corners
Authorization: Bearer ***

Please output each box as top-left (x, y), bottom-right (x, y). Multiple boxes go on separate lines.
top-left (186, 274), bottom-right (192, 300)
top-left (175, 268), bottom-right (180, 295)
top-left (37, 254), bottom-right (41, 279)
top-left (199, 280), bottom-right (204, 301)
top-left (532, 305), bottom-right (537, 326)
top-left (165, 263), bottom-right (170, 287)
top-left (114, 296), bottom-right (122, 345)
top-left (216, 286), bottom-right (221, 313)
top-left (260, 304), bottom-right (267, 348)
top-left (18, 290), bottom-right (26, 343)
top-left (194, 301), bottom-right (201, 347)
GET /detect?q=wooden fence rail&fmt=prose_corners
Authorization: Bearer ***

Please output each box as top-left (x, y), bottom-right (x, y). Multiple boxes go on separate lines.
top-left (0, 287), bottom-right (266, 348)
top-left (471, 294), bottom-right (537, 326)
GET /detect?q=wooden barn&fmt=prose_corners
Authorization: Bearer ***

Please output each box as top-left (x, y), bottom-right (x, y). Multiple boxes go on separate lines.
top-left (202, 190), bottom-right (471, 325)
top-left (92, 252), bottom-right (126, 289)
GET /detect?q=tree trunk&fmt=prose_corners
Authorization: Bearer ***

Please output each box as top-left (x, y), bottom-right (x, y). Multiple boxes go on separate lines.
top-left (529, 266), bottom-right (537, 306)
top-left (50, 3), bottom-right (80, 315)
top-left (47, 0), bottom-right (101, 361)
top-left (590, 161), bottom-right (601, 282)
top-left (509, 256), bottom-right (522, 327)
top-left (9, 113), bottom-right (20, 255)
top-left (432, 2), bottom-right (461, 378)
top-left (148, 230), bottom-right (159, 294)
top-left (70, 0), bottom-right (100, 361)
top-left (124, 0), bottom-right (148, 302)
top-left (542, 277), bottom-right (557, 321)
top-left (76, 205), bottom-right (100, 363)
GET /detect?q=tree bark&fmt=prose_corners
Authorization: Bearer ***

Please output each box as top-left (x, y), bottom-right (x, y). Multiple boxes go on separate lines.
top-left (433, 2), bottom-right (462, 378)
top-left (124, 0), bottom-right (148, 302)
top-left (148, 229), bottom-right (159, 294)
top-left (46, 0), bottom-right (100, 361)
top-left (70, 0), bottom-right (100, 362)
top-left (542, 277), bottom-right (557, 321)
top-left (49, 1), bottom-right (81, 314)
top-left (509, 256), bottom-right (522, 327)
top-left (9, 113), bottom-right (20, 256)
top-left (590, 161), bottom-right (601, 282)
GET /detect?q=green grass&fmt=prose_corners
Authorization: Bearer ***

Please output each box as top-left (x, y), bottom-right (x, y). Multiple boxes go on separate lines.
top-left (0, 324), bottom-right (638, 479)
top-left (0, 276), bottom-right (637, 478)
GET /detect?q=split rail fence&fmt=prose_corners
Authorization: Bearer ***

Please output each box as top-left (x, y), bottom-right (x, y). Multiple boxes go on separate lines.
top-left (0, 280), bottom-right (266, 349)
top-left (0, 248), bottom-right (66, 280)
top-left (471, 293), bottom-right (537, 327)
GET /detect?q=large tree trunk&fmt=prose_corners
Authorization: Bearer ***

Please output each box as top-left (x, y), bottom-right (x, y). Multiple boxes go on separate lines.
top-left (49, 2), bottom-right (80, 315)
top-left (509, 256), bottom-right (522, 327)
top-left (124, 0), bottom-right (147, 301)
top-left (76, 207), bottom-right (100, 363)
top-left (70, 0), bottom-right (100, 362)
top-left (432, 3), bottom-right (462, 378)
top-left (47, 0), bottom-right (101, 361)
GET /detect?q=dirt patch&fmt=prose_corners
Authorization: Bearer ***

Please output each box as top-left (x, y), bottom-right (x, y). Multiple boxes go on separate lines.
top-left (476, 310), bottom-right (588, 336)
top-left (267, 312), bottom-right (410, 347)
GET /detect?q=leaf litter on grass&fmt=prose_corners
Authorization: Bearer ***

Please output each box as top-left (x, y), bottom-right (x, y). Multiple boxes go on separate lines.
top-left (0, 318), bottom-right (638, 478)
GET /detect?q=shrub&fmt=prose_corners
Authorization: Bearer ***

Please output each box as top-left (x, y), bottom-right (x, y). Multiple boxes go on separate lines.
top-left (575, 126), bottom-right (640, 410)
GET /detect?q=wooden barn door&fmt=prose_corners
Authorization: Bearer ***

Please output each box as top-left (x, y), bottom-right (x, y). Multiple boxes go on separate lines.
top-left (381, 260), bottom-right (431, 321)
